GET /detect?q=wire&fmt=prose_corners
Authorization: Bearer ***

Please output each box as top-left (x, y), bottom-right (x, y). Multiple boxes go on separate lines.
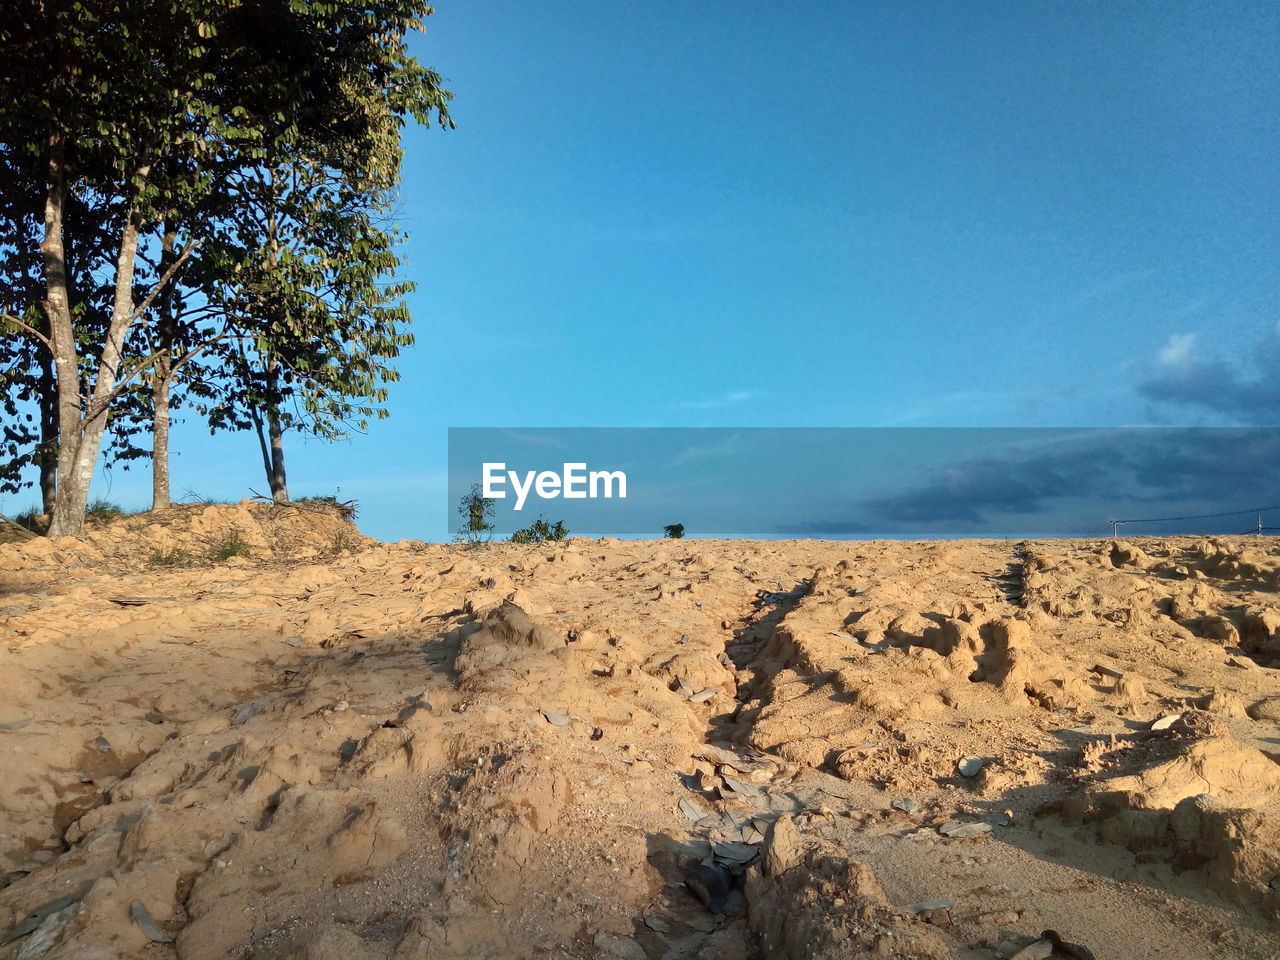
top-left (1110, 503), bottom-right (1280, 526)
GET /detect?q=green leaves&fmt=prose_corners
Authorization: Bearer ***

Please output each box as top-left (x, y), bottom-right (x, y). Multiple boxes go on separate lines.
top-left (0, 0), bottom-right (450, 497)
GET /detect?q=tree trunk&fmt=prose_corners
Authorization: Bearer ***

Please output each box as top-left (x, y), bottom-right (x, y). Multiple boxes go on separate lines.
top-left (37, 352), bottom-right (57, 517)
top-left (249, 356), bottom-right (289, 503)
top-left (260, 176), bottom-right (288, 503)
top-left (41, 139), bottom-right (86, 537)
top-left (152, 368), bottom-right (171, 509)
top-left (266, 397), bottom-right (288, 502)
top-left (151, 229), bottom-right (177, 511)
top-left (48, 163), bottom-right (149, 536)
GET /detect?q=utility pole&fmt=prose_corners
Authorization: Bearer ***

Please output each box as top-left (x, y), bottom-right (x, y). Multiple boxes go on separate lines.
top-left (1110, 520), bottom-right (1120, 537)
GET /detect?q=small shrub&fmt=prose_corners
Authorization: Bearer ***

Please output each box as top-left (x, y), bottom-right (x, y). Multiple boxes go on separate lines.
top-left (14, 507), bottom-right (45, 534)
top-left (86, 498), bottom-right (123, 521)
top-left (510, 517), bottom-right (569, 544)
top-left (150, 546), bottom-right (189, 567)
top-left (210, 527), bottom-right (248, 562)
top-left (663, 523), bottom-right (685, 539)
top-left (329, 530), bottom-right (360, 554)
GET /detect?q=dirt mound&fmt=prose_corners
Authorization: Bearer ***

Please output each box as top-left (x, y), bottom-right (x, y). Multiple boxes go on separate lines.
top-left (1055, 715), bottom-right (1280, 914)
top-left (743, 817), bottom-right (953, 959)
top-left (0, 500), bottom-right (368, 573)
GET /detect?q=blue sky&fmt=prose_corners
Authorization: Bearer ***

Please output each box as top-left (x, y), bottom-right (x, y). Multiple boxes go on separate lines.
top-left (68, 1), bottom-right (1280, 540)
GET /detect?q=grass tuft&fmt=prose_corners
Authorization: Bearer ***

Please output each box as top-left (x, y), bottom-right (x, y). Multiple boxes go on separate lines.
top-left (86, 498), bottom-right (124, 521)
top-left (210, 527), bottom-right (248, 562)
top-left (150, 545), bottom-right (189, 567)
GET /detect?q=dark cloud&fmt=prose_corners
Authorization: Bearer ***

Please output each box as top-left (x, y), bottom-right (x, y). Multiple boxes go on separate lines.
top-left (795, 429), bottom-right (1280, 535)
top-left (1137, 327), bottom-right (1280, 425)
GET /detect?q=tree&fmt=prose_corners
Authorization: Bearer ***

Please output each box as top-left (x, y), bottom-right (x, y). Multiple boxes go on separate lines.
top-left (0, 0), bottom-right (451, 534)
top-left (664, 523), bottom-right (685, 539)
top-left (193, 153), bottom-right (421, 502)
top-left (457, 484), bottom-right (495, 545)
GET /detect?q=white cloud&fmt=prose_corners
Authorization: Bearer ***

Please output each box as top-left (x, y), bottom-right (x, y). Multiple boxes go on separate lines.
top-left (671, 389), bottom-right (763, 412)
top-left (1156, 332), bottom-right (1197, 370)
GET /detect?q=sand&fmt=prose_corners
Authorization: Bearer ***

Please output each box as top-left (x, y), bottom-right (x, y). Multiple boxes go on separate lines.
top-left (1, 504), bottom-right (1278, 959)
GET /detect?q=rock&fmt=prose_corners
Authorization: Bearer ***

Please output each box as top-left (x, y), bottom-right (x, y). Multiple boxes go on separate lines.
top-left (904, 898), bottom-right (955, 914)
top-left (710, 841), bottom-right (758, 864)
top-left (324, 803), bottom-right (408, 876)
top-left (1, 894), bottom-right (82, 949)
top-left (1110, 541), bottom-right (1148, 568)
top-left (1199, 688), bottom-right (1247, 719)
top-left (938, 821), bottom-right (992, 839)
top-left (14, 904), bottom-right (77, 959)
top-left (1150, 713), bottom-right (1181, 731)
top-left (1247, 696), bottom-right (1280, 722)
top-left (891, 797), bottom-right (919, 814)
top-left (1200, 615), bottom-right (1239, 645)
top-left (763, 815), bottom-right (801, 876)
top-left (1242, 608), bottom-right (1280, 657)
top-left (721, 776), bottom-right (762, 799)
top-left (231, 700), bottom-right (268, 726)
top-left (541, 710), bottom-right (571, 726)
top-left (680, 797), bottom-right (709, 822)
top-left (1041, 929), bottom-right (1097, 960)
top-left (1010, 939), bottom-right (1053, 960)
top-left (957, 756), bottom-right (985, 777)
top-left (129, 900), bottom-right (173, 943)
top-left (1170, 794), bottom-right (1209, 845)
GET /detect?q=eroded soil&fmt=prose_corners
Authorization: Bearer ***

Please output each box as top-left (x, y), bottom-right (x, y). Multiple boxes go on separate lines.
top-left (1, 509), bottom-right (1279, 959)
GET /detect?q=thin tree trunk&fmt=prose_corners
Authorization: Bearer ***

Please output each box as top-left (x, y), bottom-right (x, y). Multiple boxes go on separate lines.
top-left (266, 394), bottom-right (288, 502)
top-left (250, 402), bottom-right (288, 502)
top-left (249, 356), bottom-right (289, 503)
top-left (258, 182), bottom-right (288, 504)
top-left (151, 229), bottom-right (177, 510)
top-left (152, 369), bottom-right (171, 510)
top-left (243, 355), bottom-right (286, 504)
top-left (37, 351), bottom-right (57, 518)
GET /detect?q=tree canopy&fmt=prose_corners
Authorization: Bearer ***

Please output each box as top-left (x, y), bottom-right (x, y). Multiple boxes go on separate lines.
top-left (0, 0), bottom-right (451, 534)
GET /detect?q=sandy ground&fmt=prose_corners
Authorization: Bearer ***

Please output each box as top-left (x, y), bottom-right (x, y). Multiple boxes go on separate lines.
top-left (1, 504), bottom-right (1278, 959)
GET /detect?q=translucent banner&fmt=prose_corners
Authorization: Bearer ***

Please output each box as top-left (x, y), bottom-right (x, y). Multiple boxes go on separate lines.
top-left (447, 427), bottom-right (1280, 539)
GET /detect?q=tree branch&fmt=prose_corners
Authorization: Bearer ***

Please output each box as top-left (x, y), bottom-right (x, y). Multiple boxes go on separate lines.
top-left (1, 314), bottom-right (54, 352)
top-left (127, 237), bottom-right (201, 324)
top-left (84, 330), bottom-right (233, 419)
